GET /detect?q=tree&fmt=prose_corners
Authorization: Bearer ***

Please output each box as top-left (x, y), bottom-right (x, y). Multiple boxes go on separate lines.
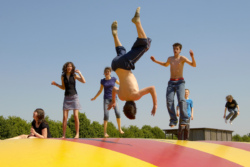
top-left (232, 134), bottom-right (242, 142)
top-left (122, 125), bottom-right (144, 138)
top-left (68, 112), bottom-right (93, 138)
top-left (89, 121), bottom-right (103, 138)
top-left (45, 116), bottom-right (73, 138)
top-left (141, 125), bottom-right (155, 138)
top-left (151, 126), bottom-right (165, 139)
top-left (2, 116), bottom-right (30, 139)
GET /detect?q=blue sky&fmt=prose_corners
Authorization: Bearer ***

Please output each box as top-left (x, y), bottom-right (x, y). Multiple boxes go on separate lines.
top-left (1, 1), bottom-right (250, 136)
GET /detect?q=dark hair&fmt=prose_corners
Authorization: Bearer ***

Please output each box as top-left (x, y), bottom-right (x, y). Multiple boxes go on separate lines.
top-left (185, 89), bottom-right (189, 92)
top-left (62, 62), bottom-right (75, 75)
top-left (104, 67), bottom-right (112, 73)
top-left (34, 108), bottom-right (47, 125)
top-left (173, 43), bottom-right (182, 50)
top-left (123, 101), bottom-right (137, 119)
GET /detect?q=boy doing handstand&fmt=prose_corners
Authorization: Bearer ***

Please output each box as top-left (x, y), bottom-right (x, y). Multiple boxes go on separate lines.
top-left (108, 7), bottom-right (157, 119)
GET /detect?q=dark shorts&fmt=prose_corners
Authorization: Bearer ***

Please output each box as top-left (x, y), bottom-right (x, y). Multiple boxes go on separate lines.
top-left (111, 37), bottom-right (151, 71)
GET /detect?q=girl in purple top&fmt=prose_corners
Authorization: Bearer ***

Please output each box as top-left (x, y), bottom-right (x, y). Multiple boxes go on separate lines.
top-left (91, 67), bottom-right (124, 138)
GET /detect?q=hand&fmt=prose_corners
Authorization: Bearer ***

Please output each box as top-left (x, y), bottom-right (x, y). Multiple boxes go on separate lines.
top-left (75, 70), bottom-right (81, 75)
top-left (223, 114), bottom-right (226, 118)
top-left (151, 105), bottom-right (157, 116)
top-left (91, 97), bottom-right (96, 101)
top-left (51, 81), bottom-right (57, 86)
top-left (30, 128), bottom-right (36, 134)
top-left (189, 49), bottom-right (194, 57)
top-left (191, 115), bottom-right (194, 120)
top-left (176, 112), bottom-right (179, 117)
top-left (108, 101), bottom-right (116, 110)
top-left (237, 111), bottom-right (240, 115)
top-left (150, 56), bottom-right (156, 62)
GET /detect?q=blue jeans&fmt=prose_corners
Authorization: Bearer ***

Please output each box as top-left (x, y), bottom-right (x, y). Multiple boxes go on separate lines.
top-left (226, 108), bottom-right (238, 121)
top-left (111, 38), bottom-right (151, 71)
top-left (166, 80), bottom-right (188, 126)
top-left (103, 99), bottom-right (120, 121)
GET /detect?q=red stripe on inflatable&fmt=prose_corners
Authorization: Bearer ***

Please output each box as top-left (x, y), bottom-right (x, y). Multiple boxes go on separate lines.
top-left (201, 141), bottom-right (250, 152)
top-left (58, 138), bottom-right (240, 167)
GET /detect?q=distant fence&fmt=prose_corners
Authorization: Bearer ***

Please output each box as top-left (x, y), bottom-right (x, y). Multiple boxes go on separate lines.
top-left (163, 127), bottom-right (233, 141)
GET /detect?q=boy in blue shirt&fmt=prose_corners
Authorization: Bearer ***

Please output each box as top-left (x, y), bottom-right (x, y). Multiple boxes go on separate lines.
top-left (176, 89), bottom-right (193, 140)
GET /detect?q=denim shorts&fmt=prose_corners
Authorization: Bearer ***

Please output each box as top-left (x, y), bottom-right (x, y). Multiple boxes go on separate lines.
top-left (111, 37), bottom-right (151, 71)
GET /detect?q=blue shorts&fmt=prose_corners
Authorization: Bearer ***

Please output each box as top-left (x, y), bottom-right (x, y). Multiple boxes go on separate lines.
top-left (111, 38), bottom-right (151, 71)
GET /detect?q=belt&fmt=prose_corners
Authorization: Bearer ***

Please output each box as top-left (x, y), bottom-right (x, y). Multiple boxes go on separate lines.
top-left (170, 77), bottom-right (184, 81)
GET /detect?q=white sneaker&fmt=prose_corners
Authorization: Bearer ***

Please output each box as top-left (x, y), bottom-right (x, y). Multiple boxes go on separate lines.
top-left (229, 120), bottom-right (233, 125)
top-left (225, 118), bottom-right (227, 124)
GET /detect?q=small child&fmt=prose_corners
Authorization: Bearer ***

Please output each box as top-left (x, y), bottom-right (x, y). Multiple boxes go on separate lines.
top-left (176, 89), bottom-right (193, 140)
top-left (224, 95), bottom-right (240, 125)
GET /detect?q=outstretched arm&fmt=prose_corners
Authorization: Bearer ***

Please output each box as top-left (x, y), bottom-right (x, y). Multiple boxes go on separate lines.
top-left (184, 50), bottom-right (196, 67)
top-left (51, 76), bottom-right (65, 90)
top-left (75, 70), bottom-right (86, 83)
top-left (134, 86), bottom-right (157, 116)
top-left (91, 84), bottom-right (104, 101)
top-left (150, 56), bottom-right (170, 67)
top-left (108, 87), bottom-right (119, 110)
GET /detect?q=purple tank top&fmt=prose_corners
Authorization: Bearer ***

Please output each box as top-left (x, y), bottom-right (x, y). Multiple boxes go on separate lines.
top-left (101, 77), bottom-right (116, 99)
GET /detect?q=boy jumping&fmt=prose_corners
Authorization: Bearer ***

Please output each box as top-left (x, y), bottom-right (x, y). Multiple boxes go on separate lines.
top-left (108, 7), bottom-right (157, 119)
top-left (224, 95), bottom-right (240, 125)
top-left (151, 43), bottom-right (196, 127)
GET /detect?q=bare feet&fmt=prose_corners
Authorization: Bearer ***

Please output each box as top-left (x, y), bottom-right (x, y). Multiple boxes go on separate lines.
top-left (104, 133), bottom-right (109, 138)
top-left (74, 134), bottom-right (79, 139)
top-left (132, 7), bottom-right (141, 24)
top-left (111, 21), bottom-right (118, 36)
top-left (61, 136), bottom-right (66, 139)
top-left (119, 129), bottom-right (124, 134)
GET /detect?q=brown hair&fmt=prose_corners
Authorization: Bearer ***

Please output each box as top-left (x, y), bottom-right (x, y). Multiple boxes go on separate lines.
top-left (173, 43), bottom-right (182, 50)
top-left (123, 101), bottom-right (137, 119)
top-left (185, 89), bottom-right (189, 92)
top-left (34, 108), bottom-right (47, 125)
top-left (104, 67), bottom-right (112, 73)
top-left (226, 95), bottom-right (233, 102)
top-left (62, 62), bottom-right (75, 75)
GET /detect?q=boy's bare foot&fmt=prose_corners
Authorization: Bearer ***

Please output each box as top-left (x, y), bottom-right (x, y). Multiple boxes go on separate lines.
top-left (61, 136), bottom-right (66, 139)
top-left (170, 125), bottom-right (176, 128)
top-left (111, 21), bottom-right (118, 36)
top-left (119, 129), bottom-right (124, 134)
top-left (132, 7), bottom-right (140, 24)
top-left (74, 134), bottom-right (79, 139)
top-left (104, 133), bottom-right (109, 138)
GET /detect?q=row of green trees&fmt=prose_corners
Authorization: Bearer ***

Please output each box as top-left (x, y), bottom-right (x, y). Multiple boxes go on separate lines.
top-left (0, 112), bottom-right (165, 140)
top-left (232, 133), bottom-right (250, 142)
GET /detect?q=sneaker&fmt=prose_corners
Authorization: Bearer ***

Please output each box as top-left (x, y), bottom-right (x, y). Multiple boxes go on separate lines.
top-left (229, 120), bottom-right (233, 125)
top-left (225, 118), bottom-right (227, 124)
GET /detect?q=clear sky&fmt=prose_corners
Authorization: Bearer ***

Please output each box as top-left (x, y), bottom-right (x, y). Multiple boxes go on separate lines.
top-left (1, 1), bottom-right (250, 136)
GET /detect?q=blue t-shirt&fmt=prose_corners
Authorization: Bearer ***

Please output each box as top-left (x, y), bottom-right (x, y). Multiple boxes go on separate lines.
top-left (177, 99), bottom-right (193, 118)
top-left (100, 77), bottom-right (117, 99)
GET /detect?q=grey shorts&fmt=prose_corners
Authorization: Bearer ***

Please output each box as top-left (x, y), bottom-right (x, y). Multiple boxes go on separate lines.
top-left (63, 94), bottom-right (82, 110)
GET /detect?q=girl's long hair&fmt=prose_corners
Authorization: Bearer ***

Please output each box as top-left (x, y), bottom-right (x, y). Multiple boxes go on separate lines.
top-left (62, 62), bottom-right (75, 75)
top-left (34, 108), bottom-right (48, 125)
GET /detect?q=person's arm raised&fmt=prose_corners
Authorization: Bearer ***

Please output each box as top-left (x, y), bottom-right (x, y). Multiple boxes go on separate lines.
top-left (150, 56), bottom-right (170, 67)
top-left (51, 76), bottom-right (65, 90)
top-left (75, 70), bottom-right (86, 83)
top-left (184, 50), bottom-right (196, 67)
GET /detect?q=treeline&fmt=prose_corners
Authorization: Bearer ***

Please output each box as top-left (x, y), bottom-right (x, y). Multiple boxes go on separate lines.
top-left (232, 134), bottom-right (250, 142)
top-left (0, 112), bottom-right (165, 140)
